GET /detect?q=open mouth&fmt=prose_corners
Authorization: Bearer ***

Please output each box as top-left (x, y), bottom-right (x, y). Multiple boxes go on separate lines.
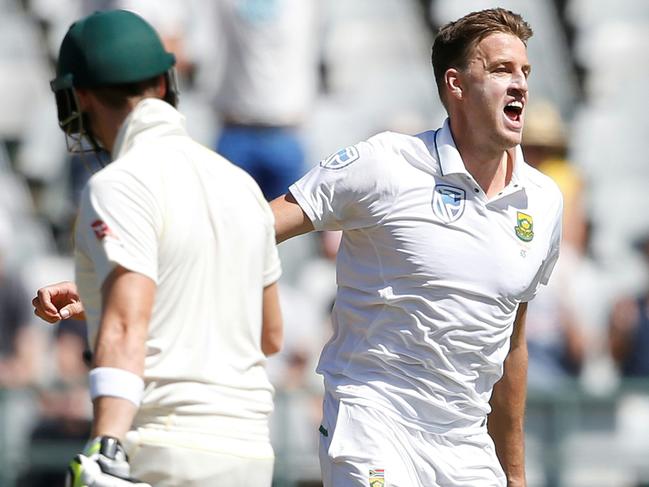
top-left (504, 100), bottom-right (523, 123)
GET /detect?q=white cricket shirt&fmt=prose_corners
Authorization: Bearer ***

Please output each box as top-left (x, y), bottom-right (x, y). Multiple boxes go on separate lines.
top-left (290, 119), bottom-right (563, 434)
top-left (75, 99), bottom-right (281, 438)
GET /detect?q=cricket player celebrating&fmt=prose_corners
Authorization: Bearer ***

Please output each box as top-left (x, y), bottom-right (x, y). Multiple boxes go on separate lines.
top-left (271, 8), bottom-right (563, 487)
top-left (34, 10), bottom-right (283, 487)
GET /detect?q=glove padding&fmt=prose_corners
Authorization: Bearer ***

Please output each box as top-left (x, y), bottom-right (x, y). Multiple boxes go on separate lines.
top-left (65, 436), bottom-right (151, 487)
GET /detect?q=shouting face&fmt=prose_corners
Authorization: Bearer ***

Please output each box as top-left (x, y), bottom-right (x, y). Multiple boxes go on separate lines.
top-left (456, 32), bottom-right (530, 152)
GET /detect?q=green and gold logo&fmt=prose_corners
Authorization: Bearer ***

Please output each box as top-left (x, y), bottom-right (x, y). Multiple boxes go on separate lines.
top-left (515, 212), bottom-right (534, 242)
top-left (369, 468), bottom-right (385, 487)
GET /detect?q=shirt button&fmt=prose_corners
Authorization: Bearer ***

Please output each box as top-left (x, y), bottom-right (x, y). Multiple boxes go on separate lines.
top-left (474, 188), bottom-right (479, 193)
top-left (514, 184), bottom-right (519, 188)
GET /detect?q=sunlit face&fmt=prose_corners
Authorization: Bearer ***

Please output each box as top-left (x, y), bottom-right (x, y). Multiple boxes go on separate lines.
top-left (458, 33), bottom-right (530, 150)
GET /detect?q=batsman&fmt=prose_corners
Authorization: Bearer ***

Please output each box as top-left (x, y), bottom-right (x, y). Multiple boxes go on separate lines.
top-left (35, 9), bottom-right (283, 486)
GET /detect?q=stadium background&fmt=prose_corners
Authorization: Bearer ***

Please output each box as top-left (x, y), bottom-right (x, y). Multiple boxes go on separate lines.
top-left (0, 0), bottom-right (648, 485)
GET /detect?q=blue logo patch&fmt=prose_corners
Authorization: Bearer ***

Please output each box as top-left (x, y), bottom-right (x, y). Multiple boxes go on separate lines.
top-left (432, 185), bottom-right (466, 223)
top-left (320, 146), bottom-right (360, 170)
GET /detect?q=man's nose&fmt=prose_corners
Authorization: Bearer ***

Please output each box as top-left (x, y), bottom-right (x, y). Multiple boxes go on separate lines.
top-left (511, 70), bottom-right (528, 93)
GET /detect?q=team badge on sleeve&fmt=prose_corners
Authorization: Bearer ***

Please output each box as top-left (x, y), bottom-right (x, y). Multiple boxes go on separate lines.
top-left (320, 146), bottom-right (360, 170)
top-left (369, 468), bottom-right (385, 487)
top-left (515, 212), bottom-right (534, 242)
top-left (432, 185), bottom-right (466, 223)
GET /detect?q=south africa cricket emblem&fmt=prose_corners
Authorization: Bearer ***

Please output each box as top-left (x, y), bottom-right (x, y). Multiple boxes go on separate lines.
top-left (515, 212), bottom-right (534, 242)
top-left (320, 146), bottom-right (360, 170)
top-left (369, 468), bottom-right (385, 487)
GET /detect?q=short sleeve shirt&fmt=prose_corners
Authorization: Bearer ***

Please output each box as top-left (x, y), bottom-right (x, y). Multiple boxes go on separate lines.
top-left (75, 99), bottom-right (281, 429)
top-left (290, 119), bottom-right (563, 432)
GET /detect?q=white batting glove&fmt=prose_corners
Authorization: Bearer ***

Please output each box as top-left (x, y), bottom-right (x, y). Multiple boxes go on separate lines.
top-left (65, 436), bottom-right (151, 487)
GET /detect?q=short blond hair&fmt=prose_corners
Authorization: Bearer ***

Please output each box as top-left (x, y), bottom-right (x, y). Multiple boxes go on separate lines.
top-left (432, 8), bottom-right (533, 104)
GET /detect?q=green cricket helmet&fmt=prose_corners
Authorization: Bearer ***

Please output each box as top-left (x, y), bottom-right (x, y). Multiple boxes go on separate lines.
top-left (50, 9), bottom-right (178, 149)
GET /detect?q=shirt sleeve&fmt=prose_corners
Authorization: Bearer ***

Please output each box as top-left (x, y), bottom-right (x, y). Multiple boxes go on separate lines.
top-left (289, 137), bottom-right (399, 231)
top-left (539, 201), bottom-right (563, 286)
top-left (76, 171), bottom-right (162, 288)
top-left (521, 194), bottom-right (564, 302)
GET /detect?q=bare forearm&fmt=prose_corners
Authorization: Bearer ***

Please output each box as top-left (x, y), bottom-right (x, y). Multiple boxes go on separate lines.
top-left (91, 268), bottom-right (154, 441)
top-left (488, 342), bottom-right (528, 485)
top-left (488, 302), bottom-right (528, 486)
top-left (93, 319), bottom-right (146, 375)
top-left (91, 325), bottom-right (146, 440)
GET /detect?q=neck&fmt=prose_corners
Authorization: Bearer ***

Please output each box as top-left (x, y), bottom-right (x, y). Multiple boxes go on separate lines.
top-left (449, 118), bottom-right (514, 198)
top-left (94, 97), bottom-right (145, 154)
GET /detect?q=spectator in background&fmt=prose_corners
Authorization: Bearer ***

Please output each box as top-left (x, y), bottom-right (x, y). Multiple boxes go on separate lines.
top-left (521, 100), bottom-right (588, 390)
top-left (608, 233), bottom-right (649, 378)
top-left (0, 263), bottom-right (40, 390)
top-left (213, 0), bottom-right (319, 200)
top-left (0, 209), bottom-right (43, 388)
top-left (0, 210), bottom-right (46, 483)
top-left (19, 319), bottom-right (91, 487)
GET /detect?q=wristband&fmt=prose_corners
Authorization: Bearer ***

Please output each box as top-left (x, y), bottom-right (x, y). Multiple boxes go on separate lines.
top-left (89, 367), bottom-right (144, 407)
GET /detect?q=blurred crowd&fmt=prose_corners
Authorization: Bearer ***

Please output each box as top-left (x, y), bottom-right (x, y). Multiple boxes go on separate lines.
top-left (0, 0), bottom-right (648, 486)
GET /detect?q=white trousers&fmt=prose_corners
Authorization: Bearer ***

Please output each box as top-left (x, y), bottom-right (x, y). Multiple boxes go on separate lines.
top-left (318, 394), bottom-right (506, 487)
top-left (124, 427), bottom-right (274, 487)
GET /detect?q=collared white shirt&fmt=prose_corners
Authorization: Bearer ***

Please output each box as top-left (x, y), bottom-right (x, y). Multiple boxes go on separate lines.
top-left (75, 99), bottom-right (281, 437)
top-left (290, 119), bottom-right (562, 433)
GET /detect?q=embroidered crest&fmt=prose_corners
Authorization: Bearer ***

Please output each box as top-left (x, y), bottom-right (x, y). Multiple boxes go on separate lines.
top-left (515, 212), bottom-right (534, 242)
top-left (432, 185), bottom-right (466, 223)
top-left (320, 146), bottom-right (360, 170)
top-left (369, 468), bottom-right (385, 487)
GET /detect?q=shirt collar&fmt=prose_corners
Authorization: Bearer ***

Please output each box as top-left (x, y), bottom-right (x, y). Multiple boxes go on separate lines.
top-left (434, 117), bottom-right (527, 189)
top-left (112, 98), bottom-right (187, 160)
top-left (434, 118), bottom-right (467, 176)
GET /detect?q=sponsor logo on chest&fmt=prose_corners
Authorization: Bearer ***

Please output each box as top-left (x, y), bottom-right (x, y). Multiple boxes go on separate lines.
top-left (431, 184), bottom-right (466, 223)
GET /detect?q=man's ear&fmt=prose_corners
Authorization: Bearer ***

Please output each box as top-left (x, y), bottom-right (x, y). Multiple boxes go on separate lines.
top-left (444, 68), bottom-right (463, 101)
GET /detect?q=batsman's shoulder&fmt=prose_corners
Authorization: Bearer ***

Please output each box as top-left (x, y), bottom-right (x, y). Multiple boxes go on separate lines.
top-left (84, 154), bottom-right (156, 207)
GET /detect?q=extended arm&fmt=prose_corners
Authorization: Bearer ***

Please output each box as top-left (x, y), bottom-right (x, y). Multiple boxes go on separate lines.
top-left (488, 301), bottom-right (528, 487)
top-left (270, 192), bottom-right (314, 243)
top-left (91, 266), bottom-right (155, 440)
